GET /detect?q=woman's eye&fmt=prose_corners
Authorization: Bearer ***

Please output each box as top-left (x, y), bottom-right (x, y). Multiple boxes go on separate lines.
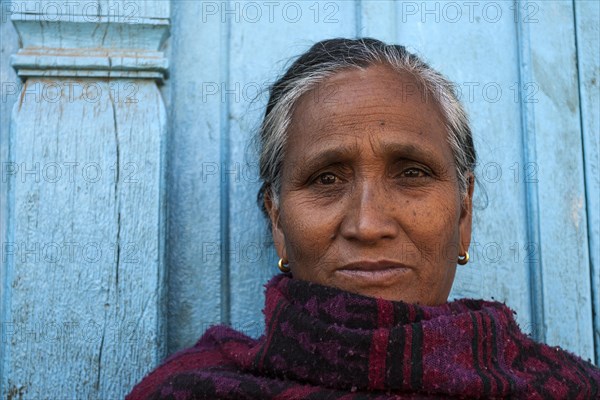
top-left (316, 172), bottom-right (338, 185)
top-left (401, 168), bottom-right (428, 178)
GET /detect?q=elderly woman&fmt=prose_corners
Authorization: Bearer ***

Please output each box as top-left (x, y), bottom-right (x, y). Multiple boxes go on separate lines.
top-left (128, 38), bottom-right (599, 399)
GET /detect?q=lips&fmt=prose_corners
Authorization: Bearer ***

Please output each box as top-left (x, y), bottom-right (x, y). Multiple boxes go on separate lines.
top-left (338, 260), bottom-right (410, 272)
top-left (335, 260), bottom-right (411, 282)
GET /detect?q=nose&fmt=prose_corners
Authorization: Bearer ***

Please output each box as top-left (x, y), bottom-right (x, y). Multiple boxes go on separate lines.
top-left (340, 180), bottom-right (400, 243)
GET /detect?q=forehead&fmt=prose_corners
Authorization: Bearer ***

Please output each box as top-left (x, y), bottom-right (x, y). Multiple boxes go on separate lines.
top-left (286, 64), bottom-right (451, 160)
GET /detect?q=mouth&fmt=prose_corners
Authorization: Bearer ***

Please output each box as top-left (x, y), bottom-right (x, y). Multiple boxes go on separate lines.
top-left (335, 260), bottom-right (411, 280)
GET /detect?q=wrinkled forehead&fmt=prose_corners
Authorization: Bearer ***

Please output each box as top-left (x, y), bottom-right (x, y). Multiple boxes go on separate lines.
top-left (289, 64), bottom-right (446, 134)
top-left (286, 64), bottom-right (449, 149)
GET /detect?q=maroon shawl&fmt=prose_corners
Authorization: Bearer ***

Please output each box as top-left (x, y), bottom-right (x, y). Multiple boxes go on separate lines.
top-left (128, 274), bottom-right (600, 399)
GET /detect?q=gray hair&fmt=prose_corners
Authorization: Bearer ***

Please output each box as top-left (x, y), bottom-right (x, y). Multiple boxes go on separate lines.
top-left (256, 38), bottom-right (476, 218)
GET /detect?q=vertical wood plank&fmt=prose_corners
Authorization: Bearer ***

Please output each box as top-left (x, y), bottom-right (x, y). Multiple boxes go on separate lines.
top-left (517, 0), bottom-right (593, 359)
top-left (574, 0), bottom-right (600, 364)
top-left (0, 9), bottom-right (22, 396)
top-left (515, 0), bottom-right (546, 346)
top-left (165, 0), bottom-right (224, 353)
top-left (0, 1), bottom-right (22, 294)
top-left (4, 78), bottom-right (166, 399)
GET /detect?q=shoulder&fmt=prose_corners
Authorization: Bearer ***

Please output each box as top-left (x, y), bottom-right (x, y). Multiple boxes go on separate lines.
top-left (126, 325), bottom-right (257, 400)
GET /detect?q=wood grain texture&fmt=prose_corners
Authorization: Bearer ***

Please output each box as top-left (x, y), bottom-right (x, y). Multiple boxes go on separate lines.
top-left (519, 0), bottom-right (594, 360)
top-left (1, 0), bottom-right (169, 398)
top-left (165, 0), bottom-right (224, 353)
top-left (575, 0), bottom-right (600, 365)
top-left (0, 9), bottom-right (22, 397)
top-left (4, 78), bottom-right (166, 399)
top-left (3, 0), bottom-right (168, 19)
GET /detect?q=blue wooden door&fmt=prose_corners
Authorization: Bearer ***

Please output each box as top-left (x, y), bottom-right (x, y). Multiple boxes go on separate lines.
top-left (1, 0), bottom-right (598, 398)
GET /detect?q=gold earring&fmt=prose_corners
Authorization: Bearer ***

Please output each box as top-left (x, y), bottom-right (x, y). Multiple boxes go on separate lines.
top-left (278, 258), bottom-right (290, 273)
top-left (458, 251), bottom-right (469, 265)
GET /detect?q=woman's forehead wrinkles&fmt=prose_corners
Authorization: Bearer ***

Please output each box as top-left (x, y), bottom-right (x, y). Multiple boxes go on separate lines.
top-left (291, 114), bottom-right (436, 144)
top-left (289, 137), bottom-right (443, 172)
top-left (294, 102), bottom-right (442, 139)
top-left (292, 128), bottom-right (440, 157)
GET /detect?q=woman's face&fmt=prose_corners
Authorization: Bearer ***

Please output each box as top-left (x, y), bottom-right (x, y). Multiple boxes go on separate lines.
top-left (265, 64), bottom-right (474, 305)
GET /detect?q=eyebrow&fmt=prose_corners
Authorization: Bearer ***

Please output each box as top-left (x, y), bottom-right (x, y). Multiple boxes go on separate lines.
top-left (290, 145), bottom-right (357, 178)
top-left (292, 140), bottom-right (445, 177)
top-left (375, 141), bottom-right (442, 163)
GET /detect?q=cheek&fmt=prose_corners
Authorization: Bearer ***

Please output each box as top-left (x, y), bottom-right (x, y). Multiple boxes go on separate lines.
top-left (279, 199), bottom-right (339, 263)
top-left (404, 194), bottom-right (461, 261)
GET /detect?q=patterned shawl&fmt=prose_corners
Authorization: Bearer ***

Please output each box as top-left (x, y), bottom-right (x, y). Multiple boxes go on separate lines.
top-left (127, 274), bottom-right (600, 399)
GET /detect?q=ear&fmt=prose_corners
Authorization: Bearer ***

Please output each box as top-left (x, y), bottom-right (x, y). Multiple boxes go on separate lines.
top-left (264, 189), bottom-right (287, 262)
top-left (458, 173), bottom-right (475, 256)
